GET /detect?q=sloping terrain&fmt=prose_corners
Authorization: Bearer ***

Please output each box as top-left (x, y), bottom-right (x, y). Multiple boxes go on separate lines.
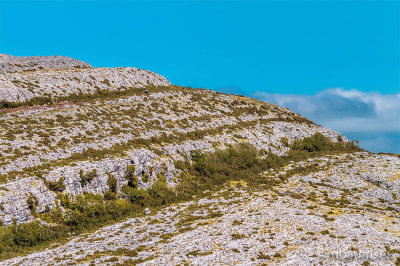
top-left (0, 55), bottom-right (398, 265)
top-left (3, 152), bottom-right (399, 265)
top-left (0, 54), bottom-right (91, 73)
top-left (0, 55), bottom-right (169, 103)
top-left (0, 56), bottom-right (343, 226)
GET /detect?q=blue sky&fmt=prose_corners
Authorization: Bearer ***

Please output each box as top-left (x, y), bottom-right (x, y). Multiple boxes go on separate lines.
top-left (0, 0), bottom-right (399, 153)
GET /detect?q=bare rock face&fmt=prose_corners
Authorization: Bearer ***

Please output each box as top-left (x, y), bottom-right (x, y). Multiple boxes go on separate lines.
top-left (0, 80), bottom-right (346, 225)
top-left (3, 152), bottom-right (400, 266)
top-left (0, 67), bottom-right (171, 103)
top-left (0, 177), bottom-right (58, 225)
top-left (0, 55), bottom-right (352, 228)
top-left (0, 55), bottom-right (171, 103)
top-left (0, 54), bottom-right (92, 73)
top-left (1, 55), bottom-right (399, 265)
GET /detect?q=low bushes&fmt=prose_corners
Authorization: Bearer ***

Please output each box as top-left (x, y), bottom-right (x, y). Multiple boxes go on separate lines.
top-left (0, 97), bottom-right (52, 109)
top-left (0, 85), bottom-right (185, 110)
top-left (44, 178), bottom-right (65, 192)
top-left (0, 133), bottom-right (360, 260)
top-left (65, 194), bottom-right (131, 230)
top-left (79, 169), bottom-right (98, 186)
top-left (0, 222), bottom-right (67, 253)
top-left (291, 132), bottom-right (361, 153)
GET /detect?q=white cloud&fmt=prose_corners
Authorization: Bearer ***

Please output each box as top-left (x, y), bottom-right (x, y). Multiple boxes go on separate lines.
top-left (252, 88), bottom-right (400, 153)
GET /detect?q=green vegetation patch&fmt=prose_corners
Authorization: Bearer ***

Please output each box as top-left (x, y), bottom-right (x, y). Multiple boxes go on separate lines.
top-left (0, 133), bottom-right (360, 260)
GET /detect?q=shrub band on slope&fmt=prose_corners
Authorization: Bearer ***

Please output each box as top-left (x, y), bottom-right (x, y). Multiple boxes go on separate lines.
top-left (0, 133), bottom-right (361, 260)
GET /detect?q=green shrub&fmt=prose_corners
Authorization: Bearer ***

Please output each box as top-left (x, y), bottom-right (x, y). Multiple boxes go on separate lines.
top-left (291, 133), bottom-right (360, 152)
top-left (58, 192), bottom-right (72, 209)
top-left (0, 221), bottom-right (67, 255)
top-left (79, 169), bottom-right (98, 186)
top-left (104, 191), bottom-right (117, 200)
top-left (65, 193), bottom-right (132, 230)
top-left (188, 142), bottom-right (274, 189)
top-left (190, 150), bottom-right (216, 176)
top-left (45, 178), bottom-right (65, 192)
top-left (40, 201), bottom-right (64, 224)
top-left (281, 137), bottom-right (289, 147)
top-left (27, 194), bottom-right (38, 216)
top-left (125, 165), bottom-right (138, 188)
top-left (107, 174), bottom-right (118, 193)
top-left (147, 180), bottom-right (176, 207)
top-left (121, 186), bottom-right (149, 207)
top-left (141, 173), bottom-right (149, 183)
top-left (0, 134), bottom-right (361, 260)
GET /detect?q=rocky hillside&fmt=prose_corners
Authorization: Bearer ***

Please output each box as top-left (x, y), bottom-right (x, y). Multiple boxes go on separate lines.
top-left (0, 55), bottom-right (398, 265)
top-left (0, 54), bottom-right (91, 73)
top-left (0, 55), bottom-right (170, 103)
top-left (3, 152), bottom-right (400, 265)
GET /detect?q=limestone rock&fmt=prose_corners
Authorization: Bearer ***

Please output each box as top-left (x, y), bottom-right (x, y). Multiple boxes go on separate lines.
top-left (0, 54), bottom-right (91, 73)
top-left (0, 66), bottom-right (171, 103)
top-left (3, 153), bottom-right (399, 265)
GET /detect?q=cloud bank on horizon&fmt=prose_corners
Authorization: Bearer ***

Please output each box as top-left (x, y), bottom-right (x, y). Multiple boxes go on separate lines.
top-left (252, 88), bottom-right (400, 154)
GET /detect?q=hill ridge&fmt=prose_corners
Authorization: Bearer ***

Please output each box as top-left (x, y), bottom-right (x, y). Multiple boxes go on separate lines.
top-left (0, 56), bottom-right (398, 265)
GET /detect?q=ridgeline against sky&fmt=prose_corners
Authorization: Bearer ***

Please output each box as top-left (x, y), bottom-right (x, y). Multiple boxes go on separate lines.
top-left (0, 0), bottom-right (398, 152)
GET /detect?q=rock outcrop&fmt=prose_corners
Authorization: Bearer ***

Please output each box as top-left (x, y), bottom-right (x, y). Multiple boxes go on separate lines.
top-left (0, 55), bottom-right (399, 265)
top-left (3, 152), bottom-right (400, 265)
top-left (0, 54), bottom-right (91, 73)
top-left (0, 55), bottom-right (170, 103)
top-left (0, 83), bottom-right (345, 225)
